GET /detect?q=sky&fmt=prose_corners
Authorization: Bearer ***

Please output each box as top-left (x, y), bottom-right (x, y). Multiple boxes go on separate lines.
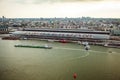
top-left (0, 0), bottom-right (120, 18)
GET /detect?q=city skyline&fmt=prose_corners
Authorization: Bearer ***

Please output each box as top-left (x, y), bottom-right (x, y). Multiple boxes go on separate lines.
top-left (0, 0), bottom-right (120, 18)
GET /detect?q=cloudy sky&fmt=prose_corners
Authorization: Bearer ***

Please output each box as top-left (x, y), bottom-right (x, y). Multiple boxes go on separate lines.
top-left (0, 0), bottom-right (120, 18)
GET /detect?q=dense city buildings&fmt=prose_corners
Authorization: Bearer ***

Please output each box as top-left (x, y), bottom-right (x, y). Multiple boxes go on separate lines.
top-left (2, 17), bottom-right (120, 35)
top-left (0, 17), bottom-right (120, 32)
top-left (0, 16), bottom-right (120, 47)
top-left (0, 16), bottom-right (120, 34)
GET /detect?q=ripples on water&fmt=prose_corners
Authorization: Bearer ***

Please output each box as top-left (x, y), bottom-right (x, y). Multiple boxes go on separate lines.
top-left (0, 40), bottom-right (120, 80)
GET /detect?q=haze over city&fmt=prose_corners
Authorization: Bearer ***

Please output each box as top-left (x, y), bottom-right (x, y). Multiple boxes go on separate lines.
top-left (0, 0), bottom-right (120, 18)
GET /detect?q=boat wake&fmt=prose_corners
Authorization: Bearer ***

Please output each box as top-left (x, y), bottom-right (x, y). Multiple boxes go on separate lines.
top-left (54, 47), bottom-right (90, 60)
top-left (54, 47), bottom-right (85, 51)
top-left (68, 52), bottom-right (90, 60)
top-left (53, 47), bottom-right (119, 59)
top-left (54, 47), bottom-right (105, 53)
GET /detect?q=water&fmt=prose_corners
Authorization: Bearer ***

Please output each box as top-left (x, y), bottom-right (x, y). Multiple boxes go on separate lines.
top-left (0, 39), bottom-right (120, 80)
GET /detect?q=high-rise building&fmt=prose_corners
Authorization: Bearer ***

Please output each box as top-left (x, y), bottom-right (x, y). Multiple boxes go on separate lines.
top-left (0, 16), bottom-right (9, 34)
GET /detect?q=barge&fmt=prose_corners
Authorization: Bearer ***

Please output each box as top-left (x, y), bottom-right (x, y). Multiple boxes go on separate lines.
top-left (14, 44), bottom-right (52, 49)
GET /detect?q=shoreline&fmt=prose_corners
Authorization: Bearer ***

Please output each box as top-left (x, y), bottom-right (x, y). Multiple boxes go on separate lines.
top-left (0, 34), bottom-right (120, 49)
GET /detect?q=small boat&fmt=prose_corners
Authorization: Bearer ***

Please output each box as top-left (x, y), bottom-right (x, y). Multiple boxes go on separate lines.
top-left (59, 39), bottom-right (68, 43)
top-left (14, 44), bottom-right (52, 49)
top-left (78, 41), bottom-right (81, 45)
top-left (104, 43), bottom-right (108, 47)
top-left (85, 45), bottom-right (90, 50)
top-left (47, 39), bottom-right (54, 42)
top-left (82, 42), bottom-right (89, 46)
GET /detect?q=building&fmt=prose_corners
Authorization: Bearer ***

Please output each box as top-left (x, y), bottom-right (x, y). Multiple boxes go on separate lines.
top-left (0, 25), bottom-right (8, 34)
top-left (12, 28), bottom-right (110, 44)
top-left (0, 16), bottom-right (9, 34)
top-left (111, 30), bottom-right (120, 36)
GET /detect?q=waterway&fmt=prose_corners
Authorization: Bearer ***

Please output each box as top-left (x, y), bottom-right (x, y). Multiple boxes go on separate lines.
top-left (0, 39), bottom-right (120, 80)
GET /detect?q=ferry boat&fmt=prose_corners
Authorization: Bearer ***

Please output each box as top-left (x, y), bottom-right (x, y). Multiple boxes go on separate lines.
top-left (85, 45), bottom-right (90, 50)
top-left (14, 44), bottom-right (52, 49)
top-left (82, 42), bottom-right (89, 46)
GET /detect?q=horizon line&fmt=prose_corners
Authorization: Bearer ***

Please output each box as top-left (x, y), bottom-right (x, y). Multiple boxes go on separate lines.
top-left (1, 16), bottom-right (120, 19)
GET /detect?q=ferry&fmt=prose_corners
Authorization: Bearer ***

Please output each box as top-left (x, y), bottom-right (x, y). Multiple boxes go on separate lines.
top-left (82, 42), bottom-right (89, 46)
top-left (14, 44), bottom-right (52, 49)
top-left (85, 45), bottom-right (90, 50)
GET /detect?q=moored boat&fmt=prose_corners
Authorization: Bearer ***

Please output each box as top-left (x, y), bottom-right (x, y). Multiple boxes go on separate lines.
top-left (2, 36), bottom-right (19, 40)
top-left (59, 39), bottom-right (69, 43)
top-left (47, 39), bottom-right (54, 42)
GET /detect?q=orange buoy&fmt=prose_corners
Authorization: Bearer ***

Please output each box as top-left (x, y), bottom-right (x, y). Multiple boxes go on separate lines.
top-left (73, 73), bottom-right (77, 79)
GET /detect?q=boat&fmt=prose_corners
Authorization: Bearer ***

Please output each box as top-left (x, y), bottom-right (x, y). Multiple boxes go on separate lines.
top-left (2, 36), bottom-right (19, 40)
top-left (78, 41), bottom-right (81, 45)
top-left (47, 39), bottom-right (54, 42)
top-left (59, 39), bottom-right (69, 43)
top-left (85, 45), bottom-right (90, 50)
top-left (82, 42), bottom-right (89, 46)
top-left (104, 43), bottom-right (108, 47)
top-left (14, 44), bottom-right (52, 49)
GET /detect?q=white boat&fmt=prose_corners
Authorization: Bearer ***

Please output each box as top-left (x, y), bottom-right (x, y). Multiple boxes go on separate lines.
top-left (82, 42), bottom-right (89, 46)
top-left (47, 39), bottom-right (54, 42)
top-left (104, 43), bottom-right (108, 47)
top-left (78, 41), bottom-right (81, 45)
top-left (85, 45), bottom-right (90, 50)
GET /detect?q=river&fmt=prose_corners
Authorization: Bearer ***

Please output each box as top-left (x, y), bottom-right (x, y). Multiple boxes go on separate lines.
top-left (0, 39), bottom-right (120, 80)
